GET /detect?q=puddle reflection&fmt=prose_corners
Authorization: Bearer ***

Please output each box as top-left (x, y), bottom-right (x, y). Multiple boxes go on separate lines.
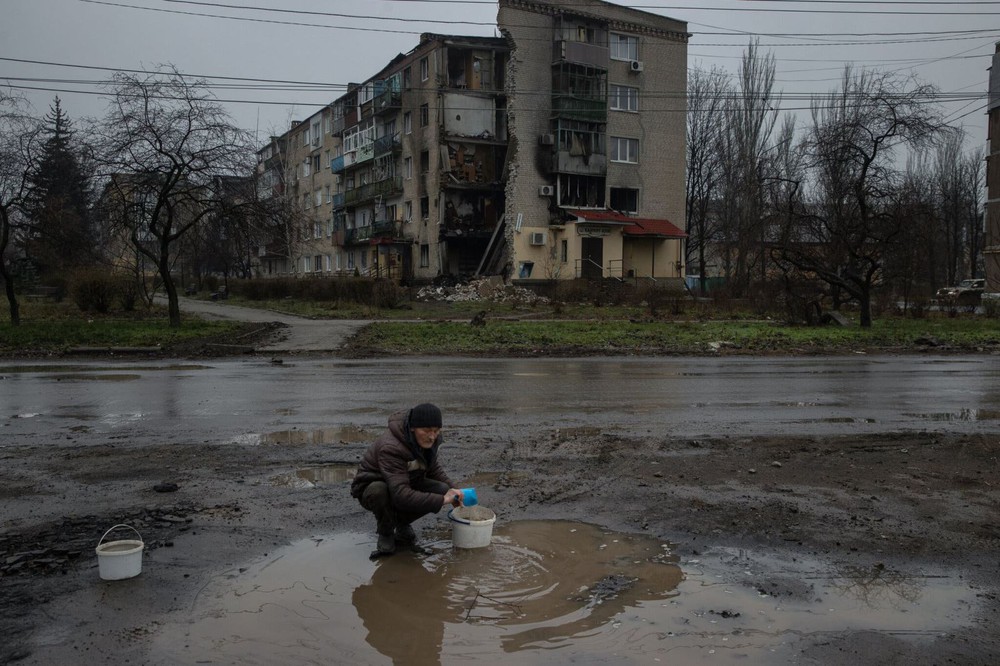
top-left (153, 524), bottom-right (975, 665)
top-left (905, 409), bottom-right (999, 422)
top-left (233, 425), bottom-right (371, 446)
top-left (270, 465), bottom-right (356, 488)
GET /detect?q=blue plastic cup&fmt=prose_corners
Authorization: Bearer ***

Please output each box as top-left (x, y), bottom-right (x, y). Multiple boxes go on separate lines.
top-left (460, 487), bottom-right (478, 506)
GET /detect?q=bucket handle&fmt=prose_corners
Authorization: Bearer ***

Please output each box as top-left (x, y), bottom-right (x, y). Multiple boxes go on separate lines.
top-left (98, 524), bottom-right (143, 547)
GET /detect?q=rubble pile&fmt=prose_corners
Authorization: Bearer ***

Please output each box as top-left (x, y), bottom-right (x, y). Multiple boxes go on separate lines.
top-left (416, 277), bottom-right (550, 306)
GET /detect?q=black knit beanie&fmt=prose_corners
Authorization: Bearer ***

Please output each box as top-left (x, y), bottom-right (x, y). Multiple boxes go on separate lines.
top-left (409, 403), bottom-right (442, 428)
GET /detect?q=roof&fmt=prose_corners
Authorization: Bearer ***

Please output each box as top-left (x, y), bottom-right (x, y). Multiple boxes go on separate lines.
top-left (567, 209), bottom-right (687, 238)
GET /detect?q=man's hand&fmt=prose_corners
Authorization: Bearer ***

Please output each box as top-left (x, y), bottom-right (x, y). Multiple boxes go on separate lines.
top-left (443, 488), bottom-right (462, 507)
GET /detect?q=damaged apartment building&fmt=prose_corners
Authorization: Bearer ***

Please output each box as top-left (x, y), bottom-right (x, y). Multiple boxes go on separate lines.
top-left (255, 0), bottom-right (688, 285)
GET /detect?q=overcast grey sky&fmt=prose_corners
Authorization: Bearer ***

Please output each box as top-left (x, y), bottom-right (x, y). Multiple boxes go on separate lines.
top-left (2, 0), bottom-right (995, 152)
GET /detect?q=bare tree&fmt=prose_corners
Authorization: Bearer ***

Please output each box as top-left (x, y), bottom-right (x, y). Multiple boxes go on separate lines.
top-left (933, 131), bottom-right (984, 285)
top-left (717, 41), bottom-right (780, 296)
top-left (0, 91), bottom-right (41, 325)
top-left (93, 66), bottom-right (257, 326)
top-left (773, 67), bottom-right (944, 327)
top-left (685, 66), bottom-right (730, 294)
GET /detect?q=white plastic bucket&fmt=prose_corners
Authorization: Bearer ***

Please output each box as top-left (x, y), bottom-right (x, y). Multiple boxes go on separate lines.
top-left (448, 505), bottom-right (496, 548)
top-left (96, 524), bottom-right (144, 580)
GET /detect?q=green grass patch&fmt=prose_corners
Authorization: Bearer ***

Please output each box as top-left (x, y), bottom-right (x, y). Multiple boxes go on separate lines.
top-left (0, 300), bottom-right (250, 353)
top-left (346, 316), bottom-right (1000, 356)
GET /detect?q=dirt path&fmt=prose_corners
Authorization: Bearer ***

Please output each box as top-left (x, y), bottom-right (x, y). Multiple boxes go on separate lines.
top-left (164, 295), bottom-right (373, 354)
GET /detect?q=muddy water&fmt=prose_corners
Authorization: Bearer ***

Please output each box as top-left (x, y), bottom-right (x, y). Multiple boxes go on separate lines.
top-left (232, 425), bottom-right (372, 446)
top-left (270, 464), bottom-right (357, 488)
top-left (153, 521), bottom-right (680, 665)
top-left (151, 521), bottom-right (974, 665)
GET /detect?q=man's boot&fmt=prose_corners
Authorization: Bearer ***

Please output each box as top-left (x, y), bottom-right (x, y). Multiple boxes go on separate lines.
top-left (395, 522), bottom-right (416, 544)
top-left (376, 520), bottom-right (396, 555)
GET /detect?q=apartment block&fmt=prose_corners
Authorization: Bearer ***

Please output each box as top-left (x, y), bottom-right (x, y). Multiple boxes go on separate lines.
top-left (255, 0), bottom-right (688, 285)
top-left (985, 43), bottom-right (1000, 295)
top-left (499, 0), bottom-right (688, 283)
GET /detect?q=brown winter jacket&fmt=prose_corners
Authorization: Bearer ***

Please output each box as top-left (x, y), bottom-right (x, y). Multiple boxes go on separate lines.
top-left (350, 410), bottom-right (455, 515)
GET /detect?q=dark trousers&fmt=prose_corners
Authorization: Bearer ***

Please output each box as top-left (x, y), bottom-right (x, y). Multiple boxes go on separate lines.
top-left (359, 479), bottom-right (449, 535)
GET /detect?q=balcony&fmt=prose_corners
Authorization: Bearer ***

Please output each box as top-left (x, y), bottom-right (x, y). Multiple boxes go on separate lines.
top-left (554, 150), bottom-right (607, 176)
top-left (552, 94), bottom-right (607, 123)
top-left (331, 192), bottom-right (345, 208)
top-left (344, 175), bottom-right (403, 206)
top-left (374, 133), bottom-right (401, 156)
top-left (331, 114), bottom-right (345, 135)
top-left (374, 88), bottom-right (402, 115)
top-left (345, 220), bottom-right (401, 245)
top-left (553, 40), bottom-right (609, 69)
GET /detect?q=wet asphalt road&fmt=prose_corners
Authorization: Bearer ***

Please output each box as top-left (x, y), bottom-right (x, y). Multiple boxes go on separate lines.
top-left (5, 298), bottom-right (999, 446)
top-left (3, 355), bottom-right (998, 448)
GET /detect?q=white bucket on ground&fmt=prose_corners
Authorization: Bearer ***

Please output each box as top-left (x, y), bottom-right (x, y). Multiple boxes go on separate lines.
top-left (448, 505), bottom-right (496, 548)
top-left (96, 524), bottom-right (144, 580)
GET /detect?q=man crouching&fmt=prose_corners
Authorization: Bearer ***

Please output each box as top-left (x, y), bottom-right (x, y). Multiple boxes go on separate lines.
top-left (351, 403), bottom-right (463, 555)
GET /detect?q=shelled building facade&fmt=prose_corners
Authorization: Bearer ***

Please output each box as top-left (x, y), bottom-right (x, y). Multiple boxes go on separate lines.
top-left (254, 0), bottom-right (688, 285)
top-left (985, 42), bottom-right (1000, 295)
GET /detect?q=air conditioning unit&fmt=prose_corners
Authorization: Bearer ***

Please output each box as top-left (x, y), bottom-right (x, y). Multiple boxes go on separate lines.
top-left (538, 133), bottom-right (555, 146)
top-left (630, 60), bottom-right (644, 73)
top-left (538, 185), bottom-right (555, 196)
top-left (529, 231), bottom-right (547, 246)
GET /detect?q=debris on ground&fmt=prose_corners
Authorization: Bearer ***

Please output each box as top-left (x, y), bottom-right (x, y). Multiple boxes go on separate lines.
top-left (416, 277), bottom-right (550, 305)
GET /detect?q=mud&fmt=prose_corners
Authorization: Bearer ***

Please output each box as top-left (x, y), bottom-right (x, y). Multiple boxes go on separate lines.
top-left (1, 425), bottom-right (998, 664)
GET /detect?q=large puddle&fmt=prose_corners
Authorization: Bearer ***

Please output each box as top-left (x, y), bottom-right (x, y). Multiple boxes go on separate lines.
top-left (231, 425), bottom-right (372, 446)
top-left (153, 521), bottom-right (974, 664)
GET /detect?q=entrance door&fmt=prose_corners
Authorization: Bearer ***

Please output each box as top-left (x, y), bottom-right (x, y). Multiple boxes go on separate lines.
top-left (581, 237), bottom-right (603, 279)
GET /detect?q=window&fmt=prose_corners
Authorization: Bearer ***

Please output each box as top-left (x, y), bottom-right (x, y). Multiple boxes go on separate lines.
top-left (313, 221), bottom-right (322, 239)
top-left (302, 159), bottom-right (311, 178)
top-left (420, 243), bottom-right (430, 267)
top-left (404, 156), bottom-right (412, 179)
top-left (420, 196), bottom-right (429, 219)
top-left (561, 239), bottom-right (568, 263)
top-left (420, 150), bottom-right (429, 174)
top-left (312, 155), bottom-right (321, 172)
top-left (610, 187), bottom-right (639, 214)
top-left (610, 84), bottom-right (638, 112)
top-left (610, 136), bottom-right (639, 163)
top-left (347, 251), bottom-right (355, 270)
top-left (386, 204), bottom-right (397, 222)
top-left (314, 255), bottom-right (322, 272)
top-left (404, 112), bottom-right (412, 134)
top-left (324, 185), bottom-right (331, 204)
top-left (302, 256), bottom-right (312, 272)
top-left (403, 67), bottom-right (412, 89)
top-left (405, 201), bottom-right (413, 221)
top-left (324, 149), bottom-right (331, 167)
top-left (314, 190), bottom-right (323, 208)
top-left (420, 57), bottom-right (429, 81)
top-left (420, 103), bottom-right (429, 127)
top-left (610, 33), bottom-right (638, 61)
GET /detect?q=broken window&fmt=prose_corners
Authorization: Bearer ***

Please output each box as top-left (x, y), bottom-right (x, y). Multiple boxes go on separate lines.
top-left (558, 174), bottom-right (606, 208)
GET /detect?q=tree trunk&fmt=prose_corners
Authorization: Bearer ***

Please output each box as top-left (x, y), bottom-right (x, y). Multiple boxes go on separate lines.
top-left (159, 247), bottom-right (181, 327)
top-left (0, 211), bottom-right (19, 326)
top-left (859, 290), bottom-right (872, 328)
